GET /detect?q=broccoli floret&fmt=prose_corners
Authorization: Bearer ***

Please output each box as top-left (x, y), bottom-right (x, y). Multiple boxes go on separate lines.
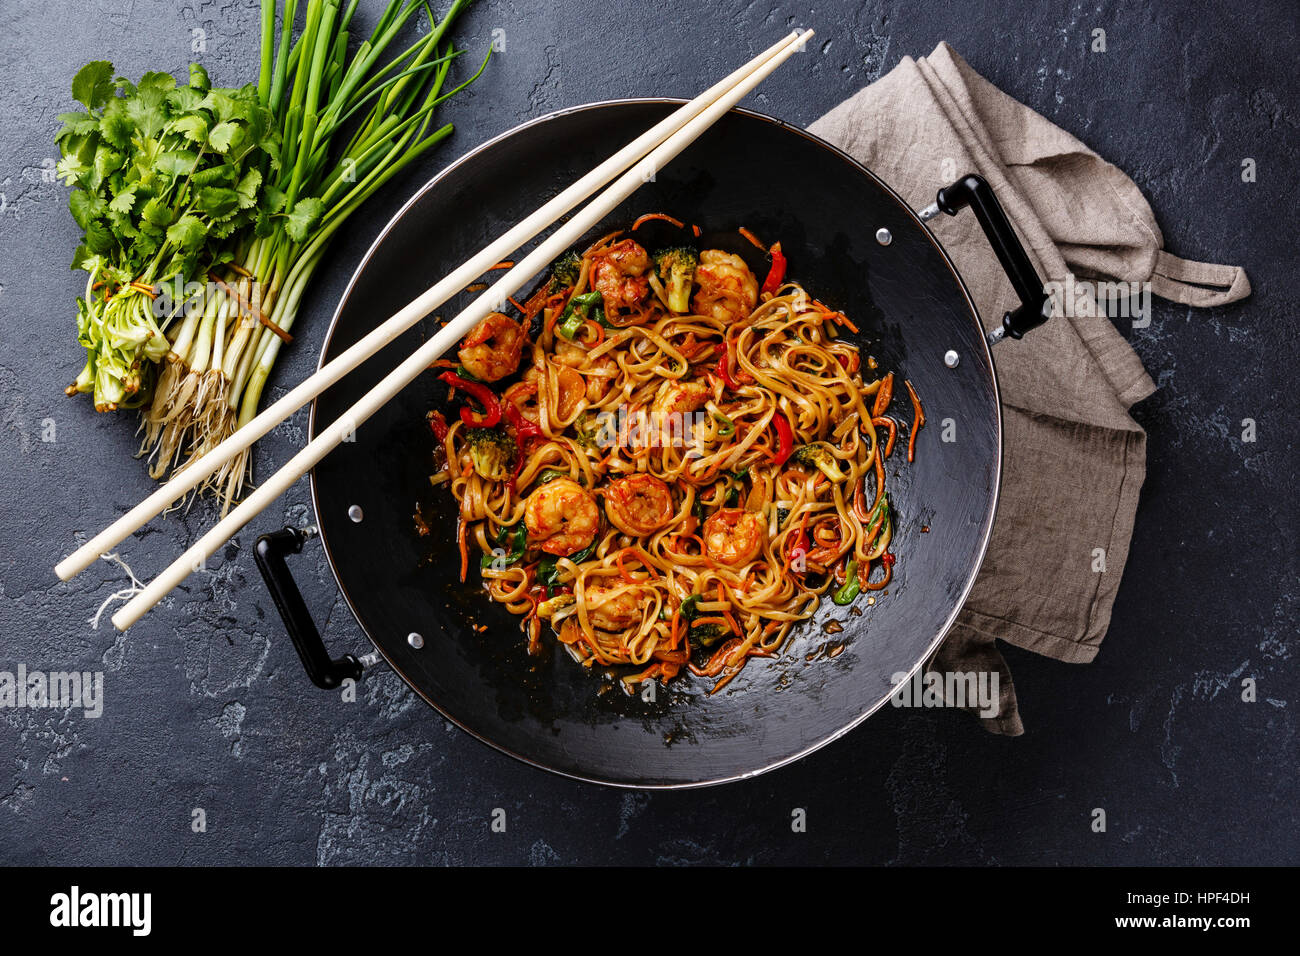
top-left (465, 427), bottom-right (518, 481)
top-left (792, 441), bottom-right (847, 482)
top-left (691, 622), bottom-right (726, 647)
top-left (548, 251), bottom-right (582, 292)
top-left (653, 246), bottom-right (698, 313)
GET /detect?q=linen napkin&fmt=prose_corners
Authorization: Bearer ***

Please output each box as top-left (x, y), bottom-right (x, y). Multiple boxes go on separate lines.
top-left (809, 43), bottom-right (1250, 734)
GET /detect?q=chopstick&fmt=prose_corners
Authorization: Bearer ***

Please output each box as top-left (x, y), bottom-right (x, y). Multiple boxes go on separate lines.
top-left (108, 28), bottom-right (813, 631)
top-left (53, 29), bottom-right (807, 584)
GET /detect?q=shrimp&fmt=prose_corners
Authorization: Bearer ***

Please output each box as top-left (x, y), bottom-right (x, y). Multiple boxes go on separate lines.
top-left (702, 508), bottom-right (765, 566)
top-left (604, 474), bottom-right (674, 536)
top-left (524, 477), bottom-right (600, 556)
top-left (553, 338), bottom-right (616, 402)
top-left (691, 250), bottom-right (758, 324)
top-left (458, 312), bottom-right (525, 383)
top-left (590, 238), bottom-right (651, 311)
top-left (583, 583), bottom-right (645, 631)
top-left (651, 379), bottom-right (710, 418)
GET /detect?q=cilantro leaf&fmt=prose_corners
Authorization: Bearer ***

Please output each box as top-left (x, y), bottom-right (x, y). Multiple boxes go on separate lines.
top-left (154, 150), bottom-right (198, 178)
top-left (166, 214), bottom-right (207, 251)
top-left (108, 185), bottom-right (138, 216)
top-left (196, 186), bottom-right (240, 220)
top-left (208, 121), bottom-right (240, 153)
top-left (68, 190), bottom-right (106, 230)
top-left (172, 114), bottom-right (209, 145)
top-left (140, 196), bottom-right (174, 227)
top-left (283, 197), bottom-right (324, 243)
top-left (71, 61), bottom-right (116, 111)
top-left (235, 168), bottom-right (261, 209)
top-left (189, 63), bottom-right (210, 93)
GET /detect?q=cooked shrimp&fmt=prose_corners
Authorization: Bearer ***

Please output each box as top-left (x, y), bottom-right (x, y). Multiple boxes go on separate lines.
top-left (583, 583), bottom-right (645, 631)
top-left (553, 338), bottom-right (616, 402)
top-left (524, 478), bottom-right (600, 556)
top-left (702, 508), bottom-right (765, 565)
top-left (691, 250), bottom-right (758, 324)
top-left (458, 312), bottom-right (525, 382)
top-left (590, 238), bottom-right (651, 311)
top-left (651, 380), bottom-right (710, 418)
top-left (604, 474), bottom-right (674, 536)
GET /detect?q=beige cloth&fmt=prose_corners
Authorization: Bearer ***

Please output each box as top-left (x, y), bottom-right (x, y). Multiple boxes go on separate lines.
top-left (810, 43), bottom-right (1250, 735)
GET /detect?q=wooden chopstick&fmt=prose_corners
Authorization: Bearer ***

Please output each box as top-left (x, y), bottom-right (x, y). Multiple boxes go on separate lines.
top-left (53, 30), bottom-right (805, 585)
top-left (108, 29), bottom-right (813, 632)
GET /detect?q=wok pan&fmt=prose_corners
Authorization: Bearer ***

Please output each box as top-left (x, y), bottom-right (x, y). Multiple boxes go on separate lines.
top-left (254, 99), bottom-right (1049, 787)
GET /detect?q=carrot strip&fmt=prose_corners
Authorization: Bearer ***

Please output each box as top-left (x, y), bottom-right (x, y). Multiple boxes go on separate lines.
top-left (905, 379), bottom-right (925, 463)
top-left (872, 372), bottom-right (894, 418)
top-left (738, 226), bottom-right (766, 251)
top-left (632, 212), bottom-right (685, 230)
top-left (616, 548), bottom-right (637, 584)
top-left (872, 416), bottom-right (897, 459)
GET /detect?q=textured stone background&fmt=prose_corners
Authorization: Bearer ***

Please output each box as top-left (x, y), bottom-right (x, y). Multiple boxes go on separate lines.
top-left (0, 0), bottom-right (1295, 865)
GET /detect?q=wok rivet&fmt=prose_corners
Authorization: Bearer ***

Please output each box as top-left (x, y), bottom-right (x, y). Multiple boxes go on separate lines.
top-left (875, 227), bottom-right (893, 246)
top-left (944, 349), bottom-right (960, 368)
top-left (348, 505), bottom-right (363, 523)
top-left (407, 632), bottom-right (425, 649)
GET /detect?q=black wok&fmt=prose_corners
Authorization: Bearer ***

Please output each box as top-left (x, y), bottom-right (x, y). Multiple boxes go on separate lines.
top-left (254, 100), bottom-right (1048, 787)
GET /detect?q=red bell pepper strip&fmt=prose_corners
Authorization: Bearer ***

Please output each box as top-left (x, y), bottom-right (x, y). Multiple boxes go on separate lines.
top-left (438, 371), bottom-right (501, 428)
top-left (760, 242), bottom-right (787, 296)
top-left (504, 401), bottom-right (542, 441)
top-left (427, 410), bottom-right (449, 441)
top-left (717, 349), bottom-right (740, 391)
top-left (787, 528), bottom-right (810, 565)
top-left (716, 338), bottom-right (754, 391)
top-left (772, 411), bottom-right (795, 466)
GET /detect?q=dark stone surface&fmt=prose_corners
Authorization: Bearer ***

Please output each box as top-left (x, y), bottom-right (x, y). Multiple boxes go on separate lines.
top-left (0, 0), bottom-right (1295, 865)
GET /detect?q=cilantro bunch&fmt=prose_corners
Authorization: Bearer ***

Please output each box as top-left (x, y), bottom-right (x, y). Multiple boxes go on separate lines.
top-left (57, 62), bottom-right (275, 408)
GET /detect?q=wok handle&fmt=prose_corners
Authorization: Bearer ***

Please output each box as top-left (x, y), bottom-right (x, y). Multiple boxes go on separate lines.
top-left (254, 526), bottom-right (364, 690)
top-left (929, 174), bottom-right (1051, 342)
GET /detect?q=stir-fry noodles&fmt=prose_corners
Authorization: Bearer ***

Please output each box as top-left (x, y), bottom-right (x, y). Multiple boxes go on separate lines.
top-left (426, 220), bottom-right (923, 692)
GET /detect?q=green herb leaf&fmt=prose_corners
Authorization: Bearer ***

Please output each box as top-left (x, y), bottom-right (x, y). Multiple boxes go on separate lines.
top-left (68, 190), bottom-right (106, 230)
top-left (207, 121), bottom-right (240, 153)
top-left (107, 186), bottom-right (137, 216)
top-left (234, 168), bottom-right (261, 209)
top-left (154, 150), bottom-right (197, 178)
top-left (196, 186), bottom-right (240, 220)
top-left (188, 63), bottom-right (210, 93)
top-left (140, 196), bottom-right (173, 227)
top-left (172, 114), bottom-right (209, 145)
top-left (71, 61), bottom-right (115, 111)
top-left (283, 197), bottom-right (324, 243)
top-left (166, 214), bottom-right (207, 251)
